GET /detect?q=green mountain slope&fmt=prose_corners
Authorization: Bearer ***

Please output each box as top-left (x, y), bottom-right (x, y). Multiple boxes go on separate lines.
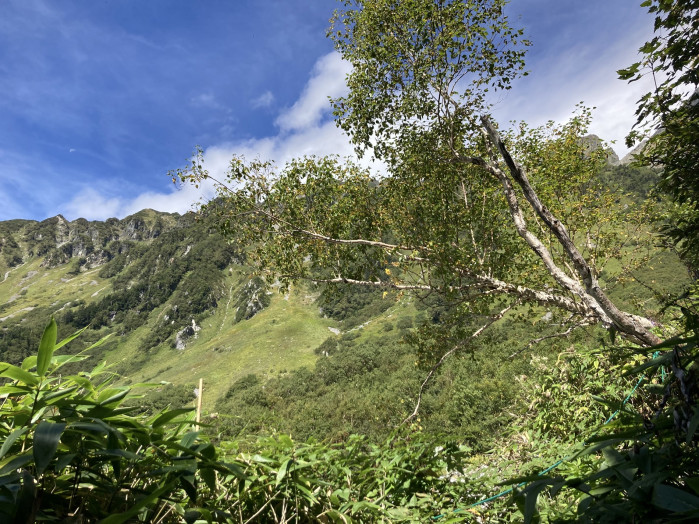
top-left (0, 210), bottom-right (336, 411)
top-left (0, 163), bottom-right (692, 444)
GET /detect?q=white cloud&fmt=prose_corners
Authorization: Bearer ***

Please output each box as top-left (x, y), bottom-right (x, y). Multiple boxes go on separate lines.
top-left (274, 52), bottom-right (351, 132)
top-left (213, 51), bottom-right (382, 172)
top-left (62, 176), bottom-right (219, 221)
top-left (217, 120), bottom-right (355, 167)
top-left (63, 187), bottom-right (124, 221)
top-left (251, 90), bottom-right (275, 109)
top-left (490, 27), bottom-right (655, 156)
top-left (59, 33), bottom-right (656, 222)
top-left (56, 51), bottom-right (373, 222)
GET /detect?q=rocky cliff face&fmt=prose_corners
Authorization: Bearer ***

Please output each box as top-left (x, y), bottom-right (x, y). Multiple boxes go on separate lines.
top-left (620, 140), bottom-right (647, 165)
top-left (0, 208), bottom-right (260, 361)
top-left (581, 134), bottom-right (650, 167)
top-left (581, 134), bottom-right (620, 165)
top-left (0, 209), bottom-right (181, 271)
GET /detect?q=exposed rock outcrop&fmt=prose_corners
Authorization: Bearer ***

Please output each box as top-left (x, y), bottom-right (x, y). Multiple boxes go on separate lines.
top-left (234, 277), bottom-right (271, 322)
top-left (581, 134), bottom-right (620, 165)
top-left (5, 209), bottom-right (180, 269)
top-left (174, 319), bottom-right (201, 350)
top-left (620, 140), bottom-right (648, 165)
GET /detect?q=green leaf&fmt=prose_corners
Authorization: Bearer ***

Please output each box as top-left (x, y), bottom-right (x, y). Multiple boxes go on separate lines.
top-left (522, 481), bottom-right (547, 524)
top-left (0, 385), bottom-right (32, 396)
top-left (602, 447), bottom-right (625, 467)
top-left (183, 509), bottom-right (202, 524)
top-left (21, 355), bottom-right (37, 371)
top-left (96, 388), bottom-right (129, 406)
top-left (33, 421), bottom-right (66, 475)
top-left (37, 317), bottom-right (57, 377)
top-left (0, 428), bottom-right (27, 460)
top-left (83, 333), bottom-right (113, 352)
top-left (652, 484), bottom-right (699, 512)
top-left (43, 386), bottom-right (78, 403)
top-left (99, 481), bottom-right (176, 524)
top-left (64, 374), bottom-right (93, 390)
top-left (14, 469), bottom-right (36, 524)
top-left (151, 408), bottom-right (194, 428)
top-left (51, 354), bottom-right (90, 369)
top-left (68, 421), bottom-right (111, 434)
top-left (276, 458), bottom-right (292, 486)
top-left (93, 449), bottom-right (139, 460)
top-left (55, 452), bottom-right (76, 471)
top-left (53, 325), bottom-right (88, 352)
top-left (200, 467), bottom-right (217, 492)
top-left (250, 454), bottom-right (276, 464)
top-left (180, 473), bottom-right (197, 501)
top-left (218, 461), bottom-right (247, 480)
top-left (0, 364), bottom-right (39, 386)
top-left (623, 352), bottom-right (672, 376)
top-left (180, 430), bottom-right (199, 449)
top-left (0, 453), bottom-right (33, 475)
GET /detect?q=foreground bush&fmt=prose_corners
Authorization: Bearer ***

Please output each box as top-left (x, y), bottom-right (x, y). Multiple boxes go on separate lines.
top-left (5, 317), bottom-right (697, 522)
top-left (0, 318), bottom-right (245, 522)
top-left (0, 319), bottom-right (479, 522)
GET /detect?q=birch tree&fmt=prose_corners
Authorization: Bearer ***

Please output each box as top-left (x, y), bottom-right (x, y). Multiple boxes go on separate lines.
top-left (176, 0), bottom-right (661, 347)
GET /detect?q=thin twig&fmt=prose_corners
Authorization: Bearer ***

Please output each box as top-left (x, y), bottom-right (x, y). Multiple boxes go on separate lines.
top-left (508, 322), bottom-right (589, 359)
top-left (402, 302), bottom-right (516, 424)
top-left (243, 490), bottom-right (282, 524)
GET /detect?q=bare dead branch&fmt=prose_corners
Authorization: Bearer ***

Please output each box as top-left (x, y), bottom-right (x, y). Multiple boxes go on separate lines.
top-left (292, 276), bottom-right (433, 292)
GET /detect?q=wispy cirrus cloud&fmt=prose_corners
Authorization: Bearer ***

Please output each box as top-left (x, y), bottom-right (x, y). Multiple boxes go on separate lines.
top-left (251, 90), bottom-right (275, 109)
top-left (58, 51), bottom-right (357, 221)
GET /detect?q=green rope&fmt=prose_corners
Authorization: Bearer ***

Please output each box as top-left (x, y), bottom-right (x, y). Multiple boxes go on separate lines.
top-left (432, 357), bottom-right (656, 521)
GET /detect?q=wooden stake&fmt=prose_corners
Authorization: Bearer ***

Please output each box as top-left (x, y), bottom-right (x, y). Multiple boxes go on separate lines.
top-left (195, 378), bottom-right (203, 431)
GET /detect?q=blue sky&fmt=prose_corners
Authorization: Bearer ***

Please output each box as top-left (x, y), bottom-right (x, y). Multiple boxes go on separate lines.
top-left (0, 0), bottom-right (655, 222)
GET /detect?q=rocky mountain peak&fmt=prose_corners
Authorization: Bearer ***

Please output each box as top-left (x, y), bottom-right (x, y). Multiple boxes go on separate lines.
top-left (0, 210), bottom-right (182, 270)
top-left (581, 134), bottom-right (620, 165)
top-left (620, 140), bottom-right (647, 165)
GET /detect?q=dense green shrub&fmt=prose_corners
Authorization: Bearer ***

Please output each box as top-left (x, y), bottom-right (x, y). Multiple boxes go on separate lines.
top-left (0, 318), bottom-right (516, 522)
top-left (0, 319), bottom-right (241, 522)
top-left (317, 283), bottom-right (396, 327)
top-left (511, 297), bottom-right (699, 522)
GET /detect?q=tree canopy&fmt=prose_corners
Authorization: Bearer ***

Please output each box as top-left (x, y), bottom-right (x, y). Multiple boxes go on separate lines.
top-left (176, 0), bottom-right (663, 349)
top-left (620, 0), bottom-right (699, 272)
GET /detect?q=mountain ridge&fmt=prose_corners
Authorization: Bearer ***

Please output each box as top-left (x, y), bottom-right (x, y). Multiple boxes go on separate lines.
top-left (0, 159), bottom-right (683, 435)
top-left (0, 208), bottom-right (337, 410)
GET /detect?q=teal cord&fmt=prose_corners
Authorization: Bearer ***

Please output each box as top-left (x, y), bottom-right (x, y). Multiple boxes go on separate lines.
top-left (432, 363), bottom-right (653, 521)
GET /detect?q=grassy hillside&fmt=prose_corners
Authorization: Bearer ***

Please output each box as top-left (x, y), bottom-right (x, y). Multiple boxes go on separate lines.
top-left (0, 163), bottom-right (693, 445)
top-left (0, 211), bottom-right (337, 412)
top-left (114, 282), bottom-right (336, 410)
